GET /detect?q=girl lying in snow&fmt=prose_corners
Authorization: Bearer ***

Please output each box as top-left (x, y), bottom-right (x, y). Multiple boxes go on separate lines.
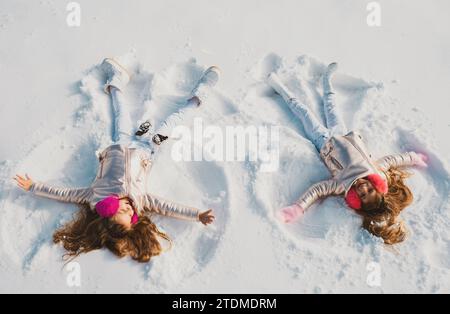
top-left (14, 58), bottom-right (219, 262)
top-left (268, 63), bottom-right (428, 245)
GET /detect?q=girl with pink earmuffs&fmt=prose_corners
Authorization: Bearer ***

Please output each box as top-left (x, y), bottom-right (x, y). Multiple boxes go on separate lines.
top-left (267, 62), bottom-right (428, 244)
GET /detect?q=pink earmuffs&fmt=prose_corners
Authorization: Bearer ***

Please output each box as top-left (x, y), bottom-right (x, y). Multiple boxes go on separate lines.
top-left (96, 195), bottom-right (120, 218)
top-left (131, 213), bottom-right (139, 225)
top-left (345, 174), bottom-right (388, 210)
top-left (96, 195), bottom-right (139, 225)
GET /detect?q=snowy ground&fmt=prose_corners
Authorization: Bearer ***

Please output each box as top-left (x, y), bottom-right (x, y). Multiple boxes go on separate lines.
top-left (1, 0), bottom-right (449, 293)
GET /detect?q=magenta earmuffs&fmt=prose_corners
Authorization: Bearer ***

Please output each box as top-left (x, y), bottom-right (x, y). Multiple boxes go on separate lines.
top-left (96, 195), bottom-right (120, 218)
top-left (96, 195), bottom-right (139, 225)
top-left (131, 213), bottom-right (139, 225)
top-left (345, 174), bottom-right (388, 210)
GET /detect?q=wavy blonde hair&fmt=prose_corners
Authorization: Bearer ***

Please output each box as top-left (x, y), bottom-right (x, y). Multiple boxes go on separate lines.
top-left (360, 168), bottom-right (413, 245)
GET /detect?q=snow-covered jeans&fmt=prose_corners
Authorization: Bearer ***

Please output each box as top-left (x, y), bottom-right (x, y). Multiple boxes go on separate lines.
top-left (285, 83), bottom-right (347, 152)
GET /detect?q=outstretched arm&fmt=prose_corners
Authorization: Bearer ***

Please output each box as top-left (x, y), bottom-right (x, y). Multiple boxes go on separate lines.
top-left (377, 151), bottom-right (428, 172)
top-left (142, 193), bottom-right (215, 225)
top-left (14, 174), bottom-right (92, 205)
top-left (279, 180), bottom-right (340, 223)
top-left (295, 179), bottom-right (340, 210)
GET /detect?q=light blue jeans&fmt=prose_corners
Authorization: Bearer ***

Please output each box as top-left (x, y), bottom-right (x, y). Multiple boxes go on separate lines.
top-left (110, 87), bottom-right (134, 144)
top-left (286, 90), bottom-right (347, 152)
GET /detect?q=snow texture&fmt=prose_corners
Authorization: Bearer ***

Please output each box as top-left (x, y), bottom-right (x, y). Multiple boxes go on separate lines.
top-left (0, 0), bottom-right (449, 293)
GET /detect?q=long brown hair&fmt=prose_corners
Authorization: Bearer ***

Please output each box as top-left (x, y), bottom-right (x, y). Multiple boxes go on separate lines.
top-left (53, 206), bottom-right (172, 263)
top-left (360, 168), bottom-right (413, 245)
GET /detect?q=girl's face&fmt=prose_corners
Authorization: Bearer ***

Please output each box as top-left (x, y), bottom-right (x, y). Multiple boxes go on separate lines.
top-left (354, 178), bottom-right (378, 206)
top-left (111, 198), bottom-right (135, 230)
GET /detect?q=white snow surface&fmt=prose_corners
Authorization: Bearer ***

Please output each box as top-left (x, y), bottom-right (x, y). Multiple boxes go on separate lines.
top-left (0, 0), bottom-right (449, 293)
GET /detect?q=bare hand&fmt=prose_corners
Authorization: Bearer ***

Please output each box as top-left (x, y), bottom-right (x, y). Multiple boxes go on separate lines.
top-left (14, 174), bottom-right (34, 192)
top-left (199, 209), bottom-right (215, 226)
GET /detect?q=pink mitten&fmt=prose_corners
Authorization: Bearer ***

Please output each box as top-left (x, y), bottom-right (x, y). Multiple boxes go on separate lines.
top-left (415, 153), bottom-right (428, 168)
top-left (277, 204), bottom-right (304, 224)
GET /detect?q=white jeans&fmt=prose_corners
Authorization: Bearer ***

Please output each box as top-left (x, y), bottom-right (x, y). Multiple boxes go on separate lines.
top-left (285, 98), bottom-right (331, 151)
top-left (322, 91), bottom-right (348, 137)
top-left (109, 87), bottom-right (198, 147)
top-left (270, 75), bottom-right (347, 151)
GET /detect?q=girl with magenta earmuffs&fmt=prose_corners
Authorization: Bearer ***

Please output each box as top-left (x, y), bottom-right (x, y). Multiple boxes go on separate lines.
top-left (14, 58), bottom-right (220, 262)
top-left (267, 62), bottom-right (428, 244)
